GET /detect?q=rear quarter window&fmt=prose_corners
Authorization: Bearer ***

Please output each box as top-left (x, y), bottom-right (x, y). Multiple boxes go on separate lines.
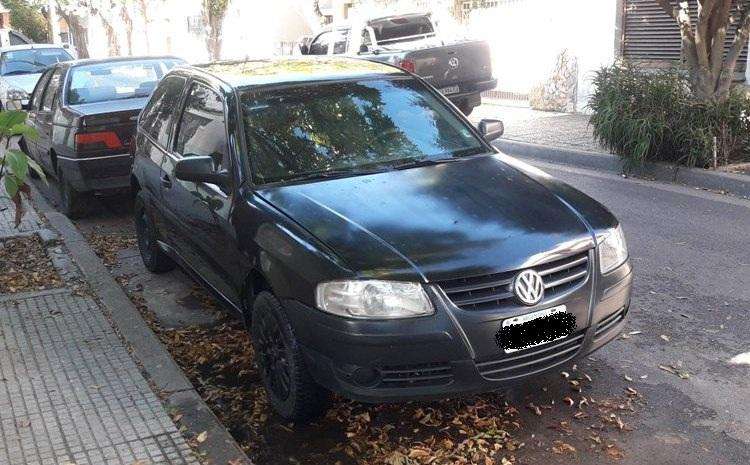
top-left (139, 75), bottom-right (187, 148)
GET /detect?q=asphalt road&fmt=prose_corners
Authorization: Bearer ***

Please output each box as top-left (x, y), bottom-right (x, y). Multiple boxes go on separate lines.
top-left (32, 157), bottom-right (750, 465)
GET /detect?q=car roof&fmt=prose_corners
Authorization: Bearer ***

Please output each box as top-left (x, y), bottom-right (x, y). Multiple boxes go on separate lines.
top-left (0, 43), bottom-right (70, 52)
top-left (191, 56), bottom-right (405, 89)
top-left (63, 55), bottom-right (185, 68)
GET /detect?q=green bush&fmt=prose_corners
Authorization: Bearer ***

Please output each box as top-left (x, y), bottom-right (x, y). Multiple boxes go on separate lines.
top-left (588, 63), bottom-right (750, 170)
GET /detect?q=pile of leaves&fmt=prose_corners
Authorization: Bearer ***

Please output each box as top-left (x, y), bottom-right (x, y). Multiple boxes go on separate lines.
top-left (86, 230), bottom-right (137, 266)
top-left (0, 235), bottom-right (63, 293)
top-left (119, 279), bottom-right (642, 464)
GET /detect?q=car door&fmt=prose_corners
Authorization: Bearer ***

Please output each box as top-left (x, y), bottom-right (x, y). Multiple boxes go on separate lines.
top-left (35, 67), bottom-right (65, 174)
top-left (24, 68), bottom-right (53, 162)
top-left (160, 80), bottom-right (242, 304)
top-left (136, 74), bottom-right (188, 232)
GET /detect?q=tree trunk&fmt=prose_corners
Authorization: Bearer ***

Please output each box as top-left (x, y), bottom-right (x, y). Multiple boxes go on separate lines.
top-left (655, 0), bottom-right (750, 102)
top-left (201, 0), bottom-right (230, 61)
top-left (95, 9), bottom-right (121, 56)
top-left (57, 7), bottom-right (89, 59)
top-left (121, 3), bottom-right (133, 55)
top-left (137, 0), bottom-right (151, 54)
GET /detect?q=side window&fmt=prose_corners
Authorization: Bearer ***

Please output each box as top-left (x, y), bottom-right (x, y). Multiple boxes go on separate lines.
top-left (174, 83), bottom-right (229, 173)
top-left (140, 75), bottom-right (186, 147)
top-left (41, 68), bottom-right (64, 111)
top-left (308, 31), bottom-right (331, 55)
top-left (332, 29), bottom-right (349, 54)
top-left (29, 70), bottom-right (52, 110)
top-left (360, 29), bottom-right (372, 52)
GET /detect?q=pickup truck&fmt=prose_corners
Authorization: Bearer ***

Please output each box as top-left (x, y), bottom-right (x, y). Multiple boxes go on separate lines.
top-left (299, 12), bottom-right (497, 116)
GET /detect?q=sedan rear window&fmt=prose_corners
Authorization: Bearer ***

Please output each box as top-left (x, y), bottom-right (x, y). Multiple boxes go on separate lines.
top-left (67, 59), bottom-right (182, 105)
top-left (240, 78), bottom-right (486, 184)
top-left (0, 48), bottom-right (73, 75)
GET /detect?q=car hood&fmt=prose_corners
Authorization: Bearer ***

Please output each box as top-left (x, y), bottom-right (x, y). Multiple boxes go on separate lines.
top-left (3, 73), bottom-right (43, 94)
top-left (257, 154), bottom-right (595, 282)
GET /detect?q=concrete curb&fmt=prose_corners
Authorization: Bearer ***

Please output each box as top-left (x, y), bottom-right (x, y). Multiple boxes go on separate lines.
top-left (30, 185), bottom-right (251, 465)
top-left (494, 139), bottom-right (750, 198)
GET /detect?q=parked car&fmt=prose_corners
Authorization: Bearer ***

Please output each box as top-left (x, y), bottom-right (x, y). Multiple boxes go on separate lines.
top-left (21, 56), bottom-right (185, 217)
top-left (299, 12), bottom-right (497, 116)
top-left (0, 44), bottom-right (75, 111)
top-left (131, 57), bottom-right (632, 421)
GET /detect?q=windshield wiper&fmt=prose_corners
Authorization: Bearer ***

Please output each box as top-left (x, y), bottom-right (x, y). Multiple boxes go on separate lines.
top-left (392, 158), bottom-right (462, 170)
top-left (282, 168), bottom-right (382, 183)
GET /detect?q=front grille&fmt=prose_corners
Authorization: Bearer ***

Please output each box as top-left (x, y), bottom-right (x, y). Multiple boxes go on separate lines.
top-left (594, 307), bottom-right (627, 340)
top-left (379, 362), bottom-right (453, 388)
top-left (438, 251), bottom-right (591, 311)
top-left (475, 330), bottom-right (585, 381)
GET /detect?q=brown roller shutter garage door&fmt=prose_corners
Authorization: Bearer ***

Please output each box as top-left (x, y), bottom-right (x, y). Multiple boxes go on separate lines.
top-left (623, 0), bottom-right (749, 74)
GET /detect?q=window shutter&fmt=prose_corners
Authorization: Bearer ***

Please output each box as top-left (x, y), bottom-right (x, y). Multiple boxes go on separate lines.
top-left (623, 0), bottom-right (749, 74)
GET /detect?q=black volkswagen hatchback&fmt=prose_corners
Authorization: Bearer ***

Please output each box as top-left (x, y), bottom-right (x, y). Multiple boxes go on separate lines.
top-left (131, 58), bottom-right (632, 421)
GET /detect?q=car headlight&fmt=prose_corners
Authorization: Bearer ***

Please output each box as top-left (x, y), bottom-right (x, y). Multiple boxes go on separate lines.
top-left (598, 224), bottom-right (628, 274)
top-left (315, 280), bottom-right (434, 319)
top-left (7, 88), bottom-right (29, 101)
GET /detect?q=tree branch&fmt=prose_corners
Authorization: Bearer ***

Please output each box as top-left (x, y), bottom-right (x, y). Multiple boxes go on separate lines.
top-left (717, 2), bottom-right (750, 93)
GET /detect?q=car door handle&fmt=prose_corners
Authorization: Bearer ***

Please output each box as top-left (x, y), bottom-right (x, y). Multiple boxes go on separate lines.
top-left (160, 174), bottom-right (172, 189)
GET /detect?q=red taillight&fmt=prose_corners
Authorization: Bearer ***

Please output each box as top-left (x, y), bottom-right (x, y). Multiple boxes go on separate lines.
top-left (398, 59), bottom-right (416, 73)
top-left (75, 131), bottom-right (124, 151)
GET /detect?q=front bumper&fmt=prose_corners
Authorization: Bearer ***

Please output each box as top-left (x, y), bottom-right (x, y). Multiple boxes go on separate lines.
top-left (283, 257), bottom-right (633, 403)
top-left (58, 153), bottom-right (133, 194)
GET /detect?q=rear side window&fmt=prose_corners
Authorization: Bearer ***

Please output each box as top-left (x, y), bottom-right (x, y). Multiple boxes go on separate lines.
top-left (41, 68), bottom-right (64, 111)
top-left (140, 75), bottom-right (186, 148)
top-left (174, 83), bottom-right (229, 172)
top-left (29, 69), bottom-right (53, 109)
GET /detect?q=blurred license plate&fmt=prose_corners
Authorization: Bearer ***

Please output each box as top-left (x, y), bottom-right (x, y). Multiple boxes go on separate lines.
top-left (497, 305), bottom-right (575, 353)
top-left (439, 85), bottom-right (460, 95)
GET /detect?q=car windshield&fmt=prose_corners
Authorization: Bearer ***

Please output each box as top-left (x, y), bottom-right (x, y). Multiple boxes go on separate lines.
top-left (240, 77), bottom-right (486, 184)
top-left (67, 59), bottom-right (183, 105)
top-left (0, 48), bottom-right (73, 75)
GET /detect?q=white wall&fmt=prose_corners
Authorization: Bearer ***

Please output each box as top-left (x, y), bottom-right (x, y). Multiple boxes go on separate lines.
top-left (468, 0), bottom-right (617, 112)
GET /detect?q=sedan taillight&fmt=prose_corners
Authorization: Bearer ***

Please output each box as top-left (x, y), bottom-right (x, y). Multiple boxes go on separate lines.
top-left (75, 131), bottom-right (124, 151)
top-left (398, 59), bottom-right (416, 73)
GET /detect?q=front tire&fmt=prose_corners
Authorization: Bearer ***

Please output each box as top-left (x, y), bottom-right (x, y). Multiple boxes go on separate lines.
top-left (251, 292), bottom-right (330, 421)
top-left (134, 191), bottom-right (175, 273)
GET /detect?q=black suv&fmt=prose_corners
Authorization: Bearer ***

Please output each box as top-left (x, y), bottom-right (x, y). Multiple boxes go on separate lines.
top-left (131, 58), bottom-right (632, 421)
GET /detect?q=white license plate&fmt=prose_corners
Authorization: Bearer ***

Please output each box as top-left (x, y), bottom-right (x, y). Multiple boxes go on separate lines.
top-left (439, 85), bottom-right (460, 95)
top-left (502, 305), bottom-right (568, 353)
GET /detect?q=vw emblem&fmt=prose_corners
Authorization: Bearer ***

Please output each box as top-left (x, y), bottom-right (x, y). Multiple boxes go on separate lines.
top-left (513, 269), bottom-right (545, 306)
top-left (448, 57), bottom-right (460, 69)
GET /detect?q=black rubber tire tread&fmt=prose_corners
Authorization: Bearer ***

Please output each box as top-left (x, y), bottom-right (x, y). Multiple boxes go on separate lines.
top-left (251, 291), bottom-right (331, 422)
top-left (57, 169), bottom-right (88, 219)
top-left (134, 190), bottom-right (175, 273)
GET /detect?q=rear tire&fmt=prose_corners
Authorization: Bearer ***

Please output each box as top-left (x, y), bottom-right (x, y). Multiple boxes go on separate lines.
top-left (251, 291), bottom-right (330, 421)
top-left (134, 191), bottom-right (175, 273)
top-left (57, 169), bottom-right (88, 219)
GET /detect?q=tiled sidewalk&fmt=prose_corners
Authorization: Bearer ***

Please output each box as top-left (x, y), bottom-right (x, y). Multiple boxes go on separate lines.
top-left (0, 197), bottom-right (198, 465)
top-left (472, 103), bottom-right (608, 154)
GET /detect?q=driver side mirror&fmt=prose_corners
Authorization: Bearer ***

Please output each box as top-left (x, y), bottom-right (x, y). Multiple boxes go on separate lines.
top-left (174, 155), bottom-right (230, 187)
top-left (478, 119), bottom-right (504, 142)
